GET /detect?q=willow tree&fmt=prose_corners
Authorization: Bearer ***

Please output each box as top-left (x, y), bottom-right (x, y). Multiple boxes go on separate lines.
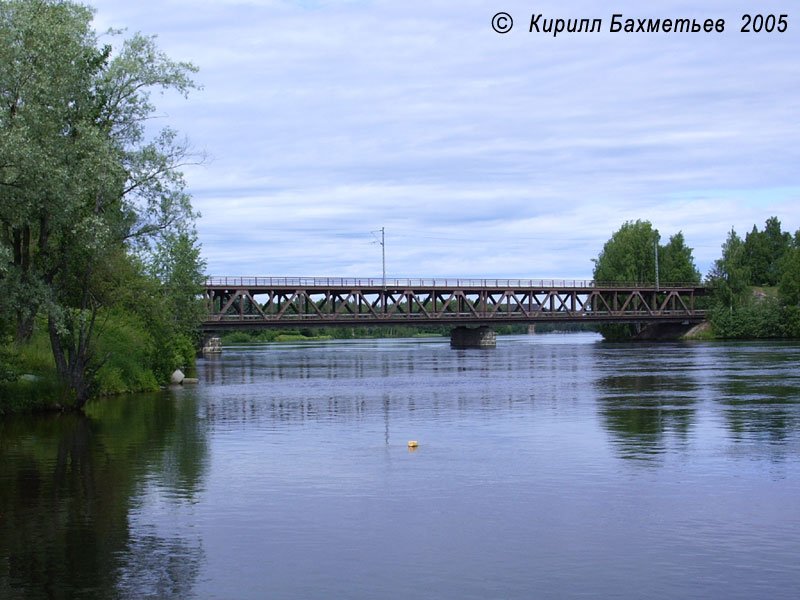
top-left (0, 0), bottom-right (200, 406)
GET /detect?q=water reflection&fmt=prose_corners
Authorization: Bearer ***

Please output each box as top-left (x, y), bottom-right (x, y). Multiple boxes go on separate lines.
top-left (592, 342), bottom-right (800, 462)
top-left (595, 354), bottom-right (700, 460)
top-left (115, 530), bottom-right (201, 600)
top-left (708, 343), bottom-right (800, 457)
top-left (4, 336), bottom-right (800, 600)
top-left (0, 393), bottom-right (208, 599)
top-left (203, 339), bottom-right (800, 464)
top-left (589, 344), bottom-right (699, 461)
top-left (198, 338), bottom-right (595, 428)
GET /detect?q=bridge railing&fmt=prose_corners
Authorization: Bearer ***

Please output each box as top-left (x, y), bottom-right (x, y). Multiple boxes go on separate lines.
top-left (205, 277), bottom-right (705, 289)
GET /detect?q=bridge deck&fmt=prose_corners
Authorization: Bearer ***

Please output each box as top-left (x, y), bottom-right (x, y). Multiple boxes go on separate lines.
top-left (202, 278), bottom-right (708, 330)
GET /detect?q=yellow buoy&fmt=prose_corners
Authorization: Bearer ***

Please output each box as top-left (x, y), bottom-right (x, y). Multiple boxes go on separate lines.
top-left (407, 440), bottom-right (419, 448)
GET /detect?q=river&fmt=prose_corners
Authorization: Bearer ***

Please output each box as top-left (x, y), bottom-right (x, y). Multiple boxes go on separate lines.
top-left (1, 333), bottom-right (799, 599)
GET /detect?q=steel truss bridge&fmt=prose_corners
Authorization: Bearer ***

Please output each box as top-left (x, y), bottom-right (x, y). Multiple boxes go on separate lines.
top-left (202, 277), bottom-right (708, 330)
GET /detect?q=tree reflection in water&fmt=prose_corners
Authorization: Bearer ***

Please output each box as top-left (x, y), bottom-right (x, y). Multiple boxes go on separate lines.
top-left (0, 392), bottom-right (207, 600)
top-left (594, 342), bottom-right (800, 463)
top-left (595, 372), bottom-right (699, 461)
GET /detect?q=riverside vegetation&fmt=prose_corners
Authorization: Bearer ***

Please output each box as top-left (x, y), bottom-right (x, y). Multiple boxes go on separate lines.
top-left (593, 218), bottom-right (800, 341)
top-left (0, 0), bottom-right (205, 414)
top-left (219, 323), bottom-right (589, 345)
top-left (3, 3), bottom-right (799, 415)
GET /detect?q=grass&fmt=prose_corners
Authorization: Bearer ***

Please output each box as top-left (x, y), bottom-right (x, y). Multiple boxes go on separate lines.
top-left (0, 333), bottom-right (68, 414)
top-left (753, 286), bottom-right (779, 298)
top-left (0, 375), bottom-right (69, 415)
top-left (274, 334), bottom-right (333, 342)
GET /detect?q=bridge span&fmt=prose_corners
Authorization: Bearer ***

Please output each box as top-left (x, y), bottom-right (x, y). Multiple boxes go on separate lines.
top-left (202, 278), bottom-right (708, 341)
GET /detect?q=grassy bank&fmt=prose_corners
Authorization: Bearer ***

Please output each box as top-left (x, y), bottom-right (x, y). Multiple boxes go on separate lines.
top-left (0, 332), bottom-right (64, 414)
top-left (1, 312), bottom-right (197, 415)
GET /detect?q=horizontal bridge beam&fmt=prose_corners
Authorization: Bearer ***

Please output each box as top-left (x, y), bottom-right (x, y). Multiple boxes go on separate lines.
top-left (204, 277), bottom-right (705, 290)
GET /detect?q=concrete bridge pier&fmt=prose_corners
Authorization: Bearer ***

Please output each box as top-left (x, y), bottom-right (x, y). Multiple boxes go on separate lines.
top-left (450, 326), bottom-right (496, 349)
top-left (202, 334), bottom-right (222, 354)
top-left (632, 321), bottom-right (702, 341)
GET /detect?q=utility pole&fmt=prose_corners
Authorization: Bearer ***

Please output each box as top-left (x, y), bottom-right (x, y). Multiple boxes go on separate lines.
top-left (371, 227), bottom-right (386, 290)
top-left (654, 231), bottom-right (660, 290)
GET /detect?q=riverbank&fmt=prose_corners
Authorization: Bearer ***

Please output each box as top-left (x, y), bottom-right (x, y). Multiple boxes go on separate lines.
top-left (681, 321), bottom-right (715, 340)
top-left (0, 318), bottom-right (196, 416)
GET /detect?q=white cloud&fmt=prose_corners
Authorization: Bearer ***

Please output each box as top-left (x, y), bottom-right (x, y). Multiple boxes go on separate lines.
top-left (90, 0), bottom-right (800, 280)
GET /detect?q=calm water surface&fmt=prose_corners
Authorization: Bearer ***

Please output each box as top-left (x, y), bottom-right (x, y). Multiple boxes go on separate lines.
top-left (2, 333), bottom-right (800, 599)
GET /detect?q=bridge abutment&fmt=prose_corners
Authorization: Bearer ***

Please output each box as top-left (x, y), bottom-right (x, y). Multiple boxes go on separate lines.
top-left (202, 334), bottom-right (222, 354)
top-left (450, 326), bottom-right (496, 349)
top-left (632, 321), bottom-right (702, 341)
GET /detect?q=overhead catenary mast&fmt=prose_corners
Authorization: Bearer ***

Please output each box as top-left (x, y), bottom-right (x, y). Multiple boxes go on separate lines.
top-left (654, 230), bottom-right (660, 290)
top-left (371, 227), bottom-right (386, 289)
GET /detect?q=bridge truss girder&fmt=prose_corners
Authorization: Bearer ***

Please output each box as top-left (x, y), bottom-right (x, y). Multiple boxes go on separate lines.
top-left (203, 283), bottom-right (707, 330)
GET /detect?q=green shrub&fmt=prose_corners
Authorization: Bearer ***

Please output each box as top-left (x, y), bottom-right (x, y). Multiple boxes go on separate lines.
top-left (0, 375), bottom-right (67, 415)
top-left (711, 297), bottom-right (793, 339)
top-left (224, 331), bottom-right (253, 344)
top-left (93, 311), bottom-right (160, 394)
top-left (15, 330), bottom-right (56, 375)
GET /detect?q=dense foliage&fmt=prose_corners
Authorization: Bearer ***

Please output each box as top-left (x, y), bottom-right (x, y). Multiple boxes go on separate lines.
top-left (707, 217), bottom-right (800, 338)
top-left (0, 0), bottom-right (205, 411)
top-left (592, 220), bottom-right (701, 340)
top-left (592, 220), bottom-right (702, 285)
top-left (592, 217), bottom-right (800, 341)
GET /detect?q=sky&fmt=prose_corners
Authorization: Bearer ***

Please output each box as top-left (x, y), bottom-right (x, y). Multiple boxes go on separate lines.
top-left (88, 0), bottom-right (800, 280)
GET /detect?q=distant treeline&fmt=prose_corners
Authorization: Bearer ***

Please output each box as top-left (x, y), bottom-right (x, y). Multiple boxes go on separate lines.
top-left (221, 322), bottom-right (594, 344)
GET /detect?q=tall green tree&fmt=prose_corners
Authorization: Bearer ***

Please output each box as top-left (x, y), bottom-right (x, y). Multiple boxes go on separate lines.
top-left (742, 225), bottom-right (769, 286)
top-left (592, 220), bottom-right (701, 340)
top-left (592, 220), bottom-right (659, 284)
top-left (0, 0), bottom-right (201, 406)
top-left (778, 242), bottom-right (800, 307)
top-left (143, 227), bottom-right (207, 381)
top-left (707, 228), bottom-right (750, 308)
top-left (743, 216), bottom-right (792, 286)
top-left (593, 220), bottom-right (700, 285)
top-left (660, 232), bottom-right (701, 284)
top-left (0, 0), bottom-right (104, 344)
top-left (148, 227), bottom-right (207, 338)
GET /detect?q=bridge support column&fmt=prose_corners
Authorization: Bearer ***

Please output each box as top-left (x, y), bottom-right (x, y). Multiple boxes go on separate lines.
top-left (202, 334), bottom-right (222, 354)
top-left (450, 326), bottom-right (496, 349)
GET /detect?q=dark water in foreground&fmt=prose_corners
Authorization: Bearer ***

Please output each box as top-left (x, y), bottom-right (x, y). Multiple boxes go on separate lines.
top-left (1, 334), bottom-right (800, 599)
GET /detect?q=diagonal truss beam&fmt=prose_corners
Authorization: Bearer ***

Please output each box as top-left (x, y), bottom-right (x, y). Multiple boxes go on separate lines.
top-left (203, 282), bottom-right (707, 327)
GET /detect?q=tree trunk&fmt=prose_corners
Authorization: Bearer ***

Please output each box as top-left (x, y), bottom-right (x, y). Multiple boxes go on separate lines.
top-left (48, 311), bottom-right (110, 410)
top-left (48, 315), bottom-right (91, 409)
top-left (12, 224), bottom-right (36, 346)
top-left (15, 311), bottom-right (35, 346)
